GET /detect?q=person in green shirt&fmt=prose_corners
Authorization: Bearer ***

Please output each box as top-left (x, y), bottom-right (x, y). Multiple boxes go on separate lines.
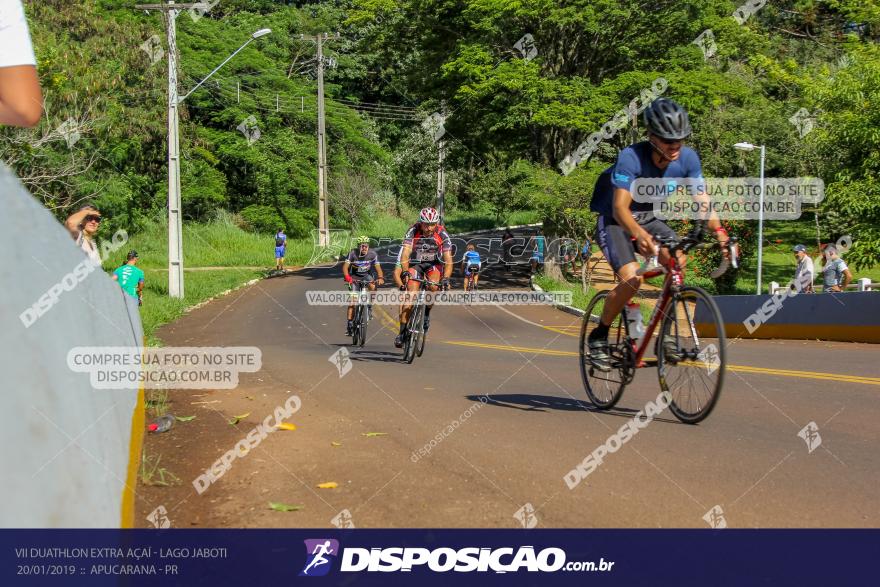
top-left (113, 250), bottom-right (145, 306)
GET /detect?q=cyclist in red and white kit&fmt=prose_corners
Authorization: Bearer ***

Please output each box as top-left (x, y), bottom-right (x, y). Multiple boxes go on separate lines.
top-left (392, 207), bottom-right (454, 348)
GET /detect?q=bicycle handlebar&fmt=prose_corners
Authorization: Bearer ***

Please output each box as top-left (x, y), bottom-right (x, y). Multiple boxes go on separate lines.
top-left (652, 230), bottom-right (740, 277)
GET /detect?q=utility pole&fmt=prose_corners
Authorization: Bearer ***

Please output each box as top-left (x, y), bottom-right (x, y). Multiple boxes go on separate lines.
top-left (137, 1), bottom-right (202, 299)
top-left (300, 32), bottom-right (339, 246)
top-left (137, 3), bottom-right (270, 298)
top-left (436, 101), bottom-right (447, 223)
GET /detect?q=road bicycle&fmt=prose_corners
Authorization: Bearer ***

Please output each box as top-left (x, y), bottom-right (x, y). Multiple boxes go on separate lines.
top-left (348, 279), bottom-right (373, 347)
top-left (464, 265), bottom-right (480, 304)
top-left (401, 275), bottom-right (441, 363)
top-left (579, 228), bottom-right (738, 424)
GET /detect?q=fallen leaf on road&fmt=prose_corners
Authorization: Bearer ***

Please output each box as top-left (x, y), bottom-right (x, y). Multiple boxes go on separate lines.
top-left (175, 415), bottom-right (196, 422)
top-left (276, 422), bottom-right (296, 431)
top-left (331, 442), bottom-right (341, 447)
top-left (317, 482), bottom-right (338, 489)
top-left (362, 432), bottom-right (387, 437)
top-left (268, 502), bottom-right (303, 512)
top-left (229, 412), bottom-right (251, 425)
top-left (244, 395), bottom-right (254, 400)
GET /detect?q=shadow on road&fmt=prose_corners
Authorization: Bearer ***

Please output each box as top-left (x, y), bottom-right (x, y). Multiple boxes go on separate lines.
top-left (466, 393), bottom-right (681, 425)
top-left (348, 349), bottom-right (405, 364)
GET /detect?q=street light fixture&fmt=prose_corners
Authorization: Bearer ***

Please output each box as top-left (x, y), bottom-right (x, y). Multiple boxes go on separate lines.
top-left (165, 28), bottom-right (271, 298)
top-left (178, 28), bottom-right (272, 104)
top-left (734, 141), bottom-right (766, 295)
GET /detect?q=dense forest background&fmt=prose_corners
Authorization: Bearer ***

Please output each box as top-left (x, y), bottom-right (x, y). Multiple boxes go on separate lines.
top-left (3, 0), bottom-right (880, 275)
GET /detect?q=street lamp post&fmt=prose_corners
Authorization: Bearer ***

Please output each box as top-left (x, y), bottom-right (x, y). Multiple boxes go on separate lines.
top-left (733, 142), bottom-right (766, 295)
top-left (167, 28), bottom-right (271, 298)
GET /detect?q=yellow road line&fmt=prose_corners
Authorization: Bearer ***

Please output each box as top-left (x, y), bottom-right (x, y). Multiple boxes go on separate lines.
top-left (442, 340), bottom-right (880, 387)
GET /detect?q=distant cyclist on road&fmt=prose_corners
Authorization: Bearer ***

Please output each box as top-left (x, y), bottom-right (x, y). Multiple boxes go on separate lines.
top-left (393, 207), bottom-right (453, 348)
top-left (342, 236), bottom-right (384, 336)
top-left (586, 98), bottom-right (732, 371)
top-left (579, 236), bottom-right (592, 268)
top-left (274, 227), bottom-right (287, 271)
top-left (461, 243), bottom-right (482, 289)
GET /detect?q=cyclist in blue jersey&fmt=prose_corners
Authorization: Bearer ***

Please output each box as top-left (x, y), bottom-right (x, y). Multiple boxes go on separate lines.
top-left (461, 243), bottom-right (482, 289)
top-left (580, 237), bottom-right (592, 267)
top-left (586, 98), bottom-right (732, 371)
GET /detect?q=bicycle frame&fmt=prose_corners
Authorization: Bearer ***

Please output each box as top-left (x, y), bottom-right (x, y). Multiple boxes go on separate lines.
top-left (628, 254), bottom-right (685, 367)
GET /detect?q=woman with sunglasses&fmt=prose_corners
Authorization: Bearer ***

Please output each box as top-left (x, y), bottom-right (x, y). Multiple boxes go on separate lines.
top-left (65, 204), bottom-right (103, 265)
top-left (585, 98), bottom-right (731, 371)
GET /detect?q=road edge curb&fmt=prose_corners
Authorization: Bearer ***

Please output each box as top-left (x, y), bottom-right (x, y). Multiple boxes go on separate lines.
top-left (530, 276), bottom-right (585, 318)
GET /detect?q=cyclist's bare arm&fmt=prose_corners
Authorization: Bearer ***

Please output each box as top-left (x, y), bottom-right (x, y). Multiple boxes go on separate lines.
top-left (611, 188), bottom-right (653, 257)
top-left (342, 261), bottom-right (351, 280)
top-left (399, 244), bottom-right (412, 274)
top-left (375, 261), bottom-right (385, 283)
top-left (693, 191), bottom-right (732, 255)
top-left (442, 250), bottom-right (454, 279)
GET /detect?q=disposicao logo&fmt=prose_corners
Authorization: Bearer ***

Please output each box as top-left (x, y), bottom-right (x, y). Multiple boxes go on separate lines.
top-left (300, 539), bottom-right (339, 577)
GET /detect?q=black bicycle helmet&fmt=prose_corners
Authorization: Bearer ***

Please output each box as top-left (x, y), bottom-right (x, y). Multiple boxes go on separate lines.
top-left (643, 98), bottom-right (692, 140)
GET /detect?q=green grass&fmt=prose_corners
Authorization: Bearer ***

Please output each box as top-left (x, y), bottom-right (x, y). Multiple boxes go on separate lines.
top-left (119, 214), bottom-right (317, 270)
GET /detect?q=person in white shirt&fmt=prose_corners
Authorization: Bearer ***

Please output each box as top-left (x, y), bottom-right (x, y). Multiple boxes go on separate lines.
top-left (0, 0), bottom-right (42, 127)
top-left (65, 204), bottom-right (103, 265)
top-left (792, 244), bottom-right (814, 293)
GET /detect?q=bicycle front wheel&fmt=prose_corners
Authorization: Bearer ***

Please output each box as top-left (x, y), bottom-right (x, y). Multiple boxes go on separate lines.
top-left (357, 304), bottom-right (367, 347)
top-left (579, 291), bottom-right (630, 409)
top-left (403, 303), bottom-right (422, 364)
top-left (656, 286), bottom-right (726, 424)
top-left (351, 304), bottom-right (362, 346)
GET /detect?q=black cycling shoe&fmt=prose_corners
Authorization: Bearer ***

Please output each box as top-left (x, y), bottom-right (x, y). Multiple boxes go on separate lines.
top-left (394, 334), bottom-right (404, 348)
top-left (588, 338), bottom-right (611, 372)
top-left (662, 335), bottom-right (682, 362)
top-left (345, 321), bottom-right (353, 337)
top-left (423, 316), bottom-right (431, 332)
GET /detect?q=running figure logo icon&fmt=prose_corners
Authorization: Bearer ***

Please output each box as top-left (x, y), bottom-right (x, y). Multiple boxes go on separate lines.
top-left (300, 539), bottom-right (339, 577)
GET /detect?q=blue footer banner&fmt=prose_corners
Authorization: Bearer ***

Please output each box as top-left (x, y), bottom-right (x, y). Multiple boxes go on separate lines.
top-left (2, 529), bottom-right (877, 586)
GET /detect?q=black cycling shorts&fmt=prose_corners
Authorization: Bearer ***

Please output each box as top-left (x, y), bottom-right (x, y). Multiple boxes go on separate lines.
top-left (596, 215), bottom-right (676, 272)
top-left (351, 272), bottom-right (377, 287)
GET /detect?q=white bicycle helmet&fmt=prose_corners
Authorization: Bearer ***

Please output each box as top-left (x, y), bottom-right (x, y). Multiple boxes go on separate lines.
top-left (419, 207), bottom-right (440, 223)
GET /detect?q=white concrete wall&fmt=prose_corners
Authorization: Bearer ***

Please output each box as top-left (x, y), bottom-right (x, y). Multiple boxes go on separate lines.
top-left (0, 165), bottom-right (142, 527)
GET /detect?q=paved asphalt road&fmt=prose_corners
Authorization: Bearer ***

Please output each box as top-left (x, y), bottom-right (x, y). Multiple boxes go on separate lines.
top-left (139, 234), bottom-right (880, 529)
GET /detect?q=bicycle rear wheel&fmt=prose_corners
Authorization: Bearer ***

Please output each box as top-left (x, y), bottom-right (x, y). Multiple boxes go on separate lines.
top-left (656, 286), bottom-right (726, 424)
top-left (579, 291), bottom-right (631, 409)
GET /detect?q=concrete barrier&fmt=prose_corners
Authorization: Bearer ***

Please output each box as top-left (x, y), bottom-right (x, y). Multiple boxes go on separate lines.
top-left (0, 165), bottom-right (143, 527)
top-left (695, 291), bottom-right (880, 343)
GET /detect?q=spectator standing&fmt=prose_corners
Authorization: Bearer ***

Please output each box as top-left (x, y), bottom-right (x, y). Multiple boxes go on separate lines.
top-left (0, 0), bottom-right (42, 127)
top-left (792, 244), bottom-right (814, 293)
top-left (529, 230), bottom-right (545, 274)
top-left (65, 205), bottom-right (102, 265)
top-left (821, 244), bottom-right (853, 292)
top-left (274, 227), bottom-right (287, 271)
top-left (113, 250), bottom-right (145, 306)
